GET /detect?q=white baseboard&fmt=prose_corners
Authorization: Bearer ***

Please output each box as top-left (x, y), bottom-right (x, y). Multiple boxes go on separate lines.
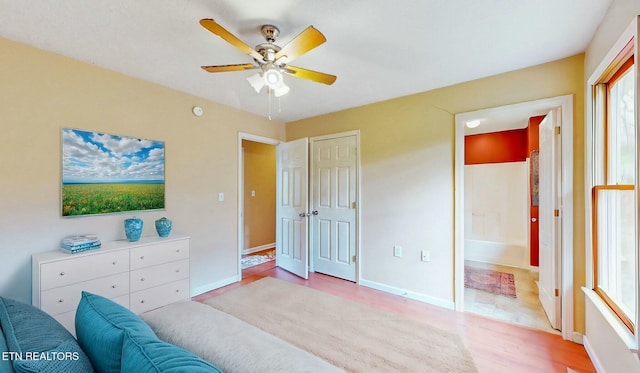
top-left (583, 335), bottom-right (605, 373)
top-left (359, 279), bottom-right (455, 310)
top-left (464, 239), bottom-right (528, 269)
top-left (242, 243), bottom-right (275, 255)
top-left (190, 275), bottom-right (238, 297)
top-left (572, 332), bottom-right (584, 345)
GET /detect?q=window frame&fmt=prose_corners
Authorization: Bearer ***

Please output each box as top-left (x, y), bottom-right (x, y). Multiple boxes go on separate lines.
top-left (592, 184), bottom-right (635, 332)
top-left (590, 37), bottom-right (637, 335)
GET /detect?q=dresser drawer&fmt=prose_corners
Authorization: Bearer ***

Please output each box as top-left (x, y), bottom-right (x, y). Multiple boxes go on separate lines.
top-left (40, 250), bottom-right (129, 291)
top-left (54, 294), bottom-right (129, 336)
top-left (40, 272), bottom-right (130, 316)
top-left (130, 279), bottom-right (190, 314)
top-left (130, 259), bottom-right (189, 293)
top-left (130, 239), bottom-right (189, 270)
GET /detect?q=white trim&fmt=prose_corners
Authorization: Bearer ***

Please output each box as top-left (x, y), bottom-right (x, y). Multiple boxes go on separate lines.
top-left (585, 15), bottom-right (640, 354)
top-left (243, 242), bottom-right (276, 255)
top-left (583, 288), bottom-right (637, 349)
top-left (190, 275), bottom-right (238, 297)
top-left (454, 95), bottom-right (575, 341)
top-left (359, 279), bottom-right (455, 310)
top-left (587, 19), bottom-right (637, 86)
top-left (583, 336), bottom-right (606, 373)
top-left (238, 132), bottom-right (281, 280)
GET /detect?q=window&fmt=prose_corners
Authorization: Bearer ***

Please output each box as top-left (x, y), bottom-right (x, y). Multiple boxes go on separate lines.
top-left (592, 43), bottom-right (637, 333)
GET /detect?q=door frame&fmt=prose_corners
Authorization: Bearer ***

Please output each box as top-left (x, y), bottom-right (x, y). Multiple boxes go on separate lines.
top-left (453, 95), bottom-right (575, 341)
top-left (237, 132), bottom-right (281, 280)
top-left (308, 130), bottom-right (362, 282)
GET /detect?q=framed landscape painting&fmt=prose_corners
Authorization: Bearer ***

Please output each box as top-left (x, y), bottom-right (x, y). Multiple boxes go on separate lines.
top-left (61, 128), bottom-right (165, 216)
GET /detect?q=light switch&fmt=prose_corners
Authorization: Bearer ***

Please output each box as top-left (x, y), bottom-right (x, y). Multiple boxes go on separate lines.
top-left (218, 192), bottom-right (224, 202)
top-left (251, 190), bottom-right (256, 197)
top-left (421, 250), bottom-right (430, 262)
top-left (394, 245), bottom-right (402, 257)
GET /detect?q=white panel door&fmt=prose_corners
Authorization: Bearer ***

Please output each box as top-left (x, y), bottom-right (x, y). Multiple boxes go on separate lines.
top-left (310, 135), bottom-right (357, 281)
top-left (538, 109), bottom-right (562, 330)
top-left (276, 138), bottom-right (309, 279)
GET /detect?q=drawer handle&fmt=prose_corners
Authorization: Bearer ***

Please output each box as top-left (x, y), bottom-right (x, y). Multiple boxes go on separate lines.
top-left (140, 278), bottom-right (145, 282)
top-left (140, 256), bottom-right (144, 260)
top-left (59, 272), bottom-right (65, 276)
top-left (176, 249), bottom-right (180, 253)
top-left (140, 300), bottom-right (145, 304)
top-left (112, 261), bottom-right (117, 265)
top-left (175, 269), bottom-right (180, 273)
top-left (58, 299), bottom-right (64, 303)
top-left (111, 285), bottom-right (117, 289)
top-left (175, 289), bottom-right (180, 293)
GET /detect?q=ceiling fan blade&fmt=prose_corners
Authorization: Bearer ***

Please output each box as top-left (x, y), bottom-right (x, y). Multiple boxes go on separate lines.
top-left (274, 26), bottom-right (326, 63)
top-left (200, 19), bottom-right (264, 61)
top-left (201, 63), bottom-right (257, 73)
top-left (285, 66), bottom-right (337, 85)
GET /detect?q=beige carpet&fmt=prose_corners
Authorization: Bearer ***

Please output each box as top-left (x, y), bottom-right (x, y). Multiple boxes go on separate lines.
top-left (205, 277), bottom-right (477, 373)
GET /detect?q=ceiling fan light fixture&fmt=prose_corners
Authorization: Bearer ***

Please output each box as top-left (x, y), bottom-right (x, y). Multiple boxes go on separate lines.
top-left (273, 83), bottom-right (290, 98)
top-left (263, 68), bottom-right (284, 89)
top-left (246, 72), bottom-right (265, 93)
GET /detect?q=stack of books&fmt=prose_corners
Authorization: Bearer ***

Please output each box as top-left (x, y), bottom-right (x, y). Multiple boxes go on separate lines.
top-left (60, 234), bottom-right (102, 254)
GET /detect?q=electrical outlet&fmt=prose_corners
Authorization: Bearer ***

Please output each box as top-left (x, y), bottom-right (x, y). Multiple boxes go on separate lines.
top-left (393, 245), bottom-right (402, 257)
top-left (421, 250), bottom-right (430, 262)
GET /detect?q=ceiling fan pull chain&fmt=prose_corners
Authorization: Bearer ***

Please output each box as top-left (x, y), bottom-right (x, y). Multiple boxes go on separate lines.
top-left (268, 89), bottom-right (273, 120)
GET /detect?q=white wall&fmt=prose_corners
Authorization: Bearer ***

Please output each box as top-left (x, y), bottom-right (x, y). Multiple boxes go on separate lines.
top-left (464, 162), bottom-right (528, 267)
top-left (584, 289), bottom-right (640, 372)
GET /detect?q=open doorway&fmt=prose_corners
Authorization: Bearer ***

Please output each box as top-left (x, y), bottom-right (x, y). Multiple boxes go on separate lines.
top-left (462, 122), bottom-right (557, 334)
top-left (238, 133), bottom-right (279, 279)
top-left (454, 95), bottom-right (575, 341)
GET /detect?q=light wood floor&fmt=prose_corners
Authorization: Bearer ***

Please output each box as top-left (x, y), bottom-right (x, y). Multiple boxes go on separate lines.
top-left (464, 261), bottom-right (559, 334)
top-left (193, 262), bottom-right (595, 373)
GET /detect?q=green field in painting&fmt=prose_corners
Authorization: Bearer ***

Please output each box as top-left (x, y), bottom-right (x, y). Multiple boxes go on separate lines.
top-left (62, 183), bottom-right (164, 216)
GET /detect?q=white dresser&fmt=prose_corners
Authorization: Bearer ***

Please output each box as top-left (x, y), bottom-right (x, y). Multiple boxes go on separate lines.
top-left (32, 235), bottom-right (190, 334)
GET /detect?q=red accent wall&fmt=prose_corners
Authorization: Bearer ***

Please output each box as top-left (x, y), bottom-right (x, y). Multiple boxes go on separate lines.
top-left (527, 115), bottom-right (545, 267)
top-left (464, 129), bottom-right (528, 165)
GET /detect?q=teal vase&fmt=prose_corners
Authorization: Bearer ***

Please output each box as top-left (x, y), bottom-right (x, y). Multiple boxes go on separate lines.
top-left (124, 217), bottom-right (143, 241)
top-left (155, 217), bottom-right (172, 237)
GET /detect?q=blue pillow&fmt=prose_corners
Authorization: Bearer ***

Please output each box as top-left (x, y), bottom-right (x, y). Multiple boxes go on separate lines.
top-left (0, 322), bottom-right (16, 373)
top-left (0, 297), bottom-right (94, 373)
top-left (121, 331), bottom-right (223, 372)
top-left (75, 291), bottom-right (156, 373)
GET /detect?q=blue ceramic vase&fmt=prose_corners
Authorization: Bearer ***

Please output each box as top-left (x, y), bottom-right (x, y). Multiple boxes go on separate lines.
top-left (124, 217), bottom-right (143, 242)
top-left (155, 217), bottom-right (172, 237)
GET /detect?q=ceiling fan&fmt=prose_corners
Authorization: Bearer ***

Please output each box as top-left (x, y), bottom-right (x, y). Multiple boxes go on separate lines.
top-left (199, 19), bottom-right (337, 97)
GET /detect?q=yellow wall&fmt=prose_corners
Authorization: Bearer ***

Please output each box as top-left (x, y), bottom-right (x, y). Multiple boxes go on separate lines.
top-left (0, 33), bottom-right (590, 333)
top-left (0, 37), bottom-right (285, 302)
top-left (242, 140), bottom-right (276, 249)
top-left (287, 54), bottom-right (587, 332)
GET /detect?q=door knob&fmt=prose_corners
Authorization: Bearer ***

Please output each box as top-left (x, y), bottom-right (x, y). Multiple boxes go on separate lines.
top-left (298, 213), bottom-right (306, 218)
top-left (311, 210), bottom-right (319, 215)
top-left (531, 218), bottom-right (537, 222)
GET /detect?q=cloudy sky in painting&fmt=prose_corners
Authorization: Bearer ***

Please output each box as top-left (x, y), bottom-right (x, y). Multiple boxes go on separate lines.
top-left (62, 128), bottom-right (165, 183)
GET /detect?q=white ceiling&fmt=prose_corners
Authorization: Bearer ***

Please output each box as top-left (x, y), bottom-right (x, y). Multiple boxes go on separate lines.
top-left (0, 0), bottom-right (612, 125)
